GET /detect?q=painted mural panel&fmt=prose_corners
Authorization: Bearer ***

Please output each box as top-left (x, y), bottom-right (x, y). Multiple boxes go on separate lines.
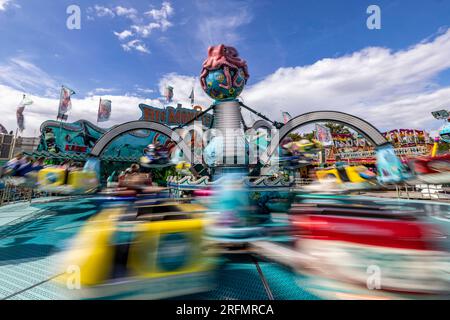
top-left (37, 104), bottom-right (213, 159)
top-left (38, 120), bottom-right (169, 158)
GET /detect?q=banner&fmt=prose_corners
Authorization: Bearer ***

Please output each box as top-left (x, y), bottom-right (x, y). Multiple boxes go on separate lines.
top-left (97, 98), bottom-right (112, 122)
top-left (189, 88), bottom-right (195, 105)
top-left (139, 103), bottom-right (213, 127)
top-left (383, 129), bottom-right (428, 146)
top-left (315, 123), bottom-right (333, 147)
top-left (58, 85), bottom-right (75, 116)
top-left (0, 123), bottom-right (7, 134)
top-left (332, 133), bottom-right (367, 149)
top-left (282, 111), bottom-right (292, 124)
top-left (165, 86), bottom-right (174, 103)
top-left (16, 95), bottom-right (33, 132)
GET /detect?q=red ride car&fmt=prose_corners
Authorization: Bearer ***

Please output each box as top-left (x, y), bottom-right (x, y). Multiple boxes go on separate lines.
top-left (290, 202), bottom-right (450, 297)
top-left (409, 154), bottom-right (450, 184)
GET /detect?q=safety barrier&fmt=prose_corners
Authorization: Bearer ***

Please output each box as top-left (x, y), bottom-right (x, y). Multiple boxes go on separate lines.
top-left (393, 184), bottom-right (450, 201)
top-left (0, 180), bottom-right (51, 206)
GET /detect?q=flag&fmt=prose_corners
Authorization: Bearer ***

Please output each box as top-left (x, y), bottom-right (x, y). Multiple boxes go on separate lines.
top-left (315, 123), bottom-right (333, 147)
top-left (165, 86), bottom-right (174, 103)
top-left (58, 85), bottom-right (75, 116)
top-left (282, 111), bottom-right (292, 124)
top-left (16, 95), bottom-right (33, 132)
top-left (0, 123), bottom-right (7, 134)
top-left (97, 98), bottom-right (112, 122)
top-left (189, 87), bottom-right (195, 105)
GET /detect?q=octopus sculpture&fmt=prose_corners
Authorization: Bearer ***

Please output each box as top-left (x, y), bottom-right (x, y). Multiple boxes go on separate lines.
top-left (200, 44), bottom-right (250, 91)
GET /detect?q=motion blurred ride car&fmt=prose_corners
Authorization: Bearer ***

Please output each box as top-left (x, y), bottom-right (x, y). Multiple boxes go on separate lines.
top-left (38, 167), bottom-right (98, 195)
top-left (315, 165), bottom-right (377, 190)
top-left (408, 154), bottom-right (450, 184)
top-left (57, 199), bottom-right (216, 300)
top-left (117, 172), bottom-right (153, 190)
top-left (289, 201), bottom-right (450, 298)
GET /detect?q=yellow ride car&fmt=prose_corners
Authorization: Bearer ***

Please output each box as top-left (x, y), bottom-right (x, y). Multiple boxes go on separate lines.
top-left (38, 167), bottom-right (98, 195)
top-left (316, 165), bottom-right (377, 188)
top-left (57, 200), bottom-right (217, 299)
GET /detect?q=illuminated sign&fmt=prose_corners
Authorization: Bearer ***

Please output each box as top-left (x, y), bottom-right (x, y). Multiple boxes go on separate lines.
top-left (432, 110), bottom-right (449, 120)
top-left (139, 104), bottom-right (213, 127)
top-left (65, 144), bottom-right (88, 153)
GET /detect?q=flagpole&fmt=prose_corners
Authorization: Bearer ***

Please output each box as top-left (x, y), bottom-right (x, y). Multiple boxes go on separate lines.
top-left (190, 86), bottom-right (195, 108)
top-left (58, 86), bottom-right (64, 152)
top-left (16, 94), bottom-right (25, 135)
top-left (97, 98), bottom-right (101, 124)
top-left (10, 128), bottom-right (19, 159)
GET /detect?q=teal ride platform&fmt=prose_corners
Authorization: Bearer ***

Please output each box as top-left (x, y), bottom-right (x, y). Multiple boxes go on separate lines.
top-left (0, 197), bottom-right (317, 300)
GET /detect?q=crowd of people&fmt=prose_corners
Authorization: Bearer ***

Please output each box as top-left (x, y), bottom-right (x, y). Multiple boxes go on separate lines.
top-left (0, 154), bottom-right (45, 178)
top-left (0, 153), bottom-right (89, 180)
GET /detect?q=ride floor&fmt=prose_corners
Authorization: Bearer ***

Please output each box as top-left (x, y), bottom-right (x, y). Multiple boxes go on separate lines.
top-left (0, 197), bottom-right (318, 300)
top-left (1, 196), bottom-right (449, 300)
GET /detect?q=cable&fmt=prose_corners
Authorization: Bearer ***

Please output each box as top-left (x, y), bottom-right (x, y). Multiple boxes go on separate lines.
top-left (239, 102), bottom-right (283, 129)
top-left (252, 256), bottom-right (274, 300)
top-left (2, 273), bottom-right (65, 300)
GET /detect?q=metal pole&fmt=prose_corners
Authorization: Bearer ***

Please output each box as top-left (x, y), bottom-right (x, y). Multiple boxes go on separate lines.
top-left (239, 102), bottom-right (283, 128)
top-left (176, 104), bottom-right (215, 129)
top-left (212, 100), bottom-right (247, 178)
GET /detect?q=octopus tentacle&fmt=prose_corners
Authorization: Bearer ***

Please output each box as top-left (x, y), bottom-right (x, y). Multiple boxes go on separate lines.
top-left (200, 68), bottom-right (209, 90)
top-left (219, 66), bottom-right (232, 90)
top-left (199, 45), bottom-right (250, 92)
top-left (233, 72), bottom-right (244, 87)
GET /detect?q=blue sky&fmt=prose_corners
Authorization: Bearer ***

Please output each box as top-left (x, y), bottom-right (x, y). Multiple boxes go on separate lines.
top-left (1, 0), bottom-right (450, 135)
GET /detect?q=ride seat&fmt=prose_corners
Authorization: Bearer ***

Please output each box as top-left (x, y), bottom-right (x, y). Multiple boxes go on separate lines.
top-left (337, 167), bottom-right (351, 182)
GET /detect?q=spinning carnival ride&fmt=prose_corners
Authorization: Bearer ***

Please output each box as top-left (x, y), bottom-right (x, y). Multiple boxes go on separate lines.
top-left (2, 45), bottom-right (449, 301)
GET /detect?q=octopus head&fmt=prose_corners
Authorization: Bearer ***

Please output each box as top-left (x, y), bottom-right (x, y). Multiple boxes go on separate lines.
top-left (207, 44), bottom-right (226, 60)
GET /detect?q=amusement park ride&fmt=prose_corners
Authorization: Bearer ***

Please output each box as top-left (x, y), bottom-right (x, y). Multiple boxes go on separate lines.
top-left (1, 45), bottom-right (449, 300)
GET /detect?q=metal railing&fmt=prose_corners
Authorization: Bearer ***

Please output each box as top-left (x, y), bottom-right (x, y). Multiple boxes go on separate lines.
top-left (0, 180), bottom-right (51, 206)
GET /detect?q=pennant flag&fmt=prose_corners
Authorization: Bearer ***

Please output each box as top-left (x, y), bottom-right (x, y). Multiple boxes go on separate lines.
top-left (0, 123), bottom-right (7, 134)
top-left (189, 87), bottom-right (195, 105)
top-left (165, 85), bottom-right (174, 103)
top-left (424, 130), bottom-right (429, 143)
top-left (97, 98), bottom-right (112, 122)
top-left (58, 85), bottom-right (75, 117)
top-left (282, 111), bottom-right (292, 124)
top-left (315, 123), bottom-right (334, 147)
top-left (16, 95), bottom-right (33, 132)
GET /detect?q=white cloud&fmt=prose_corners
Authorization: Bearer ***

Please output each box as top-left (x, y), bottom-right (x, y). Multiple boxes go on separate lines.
top-left (0, 84), bottom-right (164, 136)
top-left (162, 28), bottom-right (450, 134)
top-left (90, 2), bottom-right (174, 54)
top-left (0, 0), bottom-right (17, 11)
top-left (92, 5), bottom-right (115, 18)
top-left (3, 28), bottom-right (450, 138)
top-left (144, 1), bottom-right (174, 31)
top-left (158, 73), bottom-right (210, 107)
top-left (114, 30), bottom-right (133, 40)
top-left (145, 2), bottom-right (173, 20)
top-left (115, 6), bottom-right (138, 20)
top-left (121, 40), bottom-right (150, 54)
top-left (87, 88), bottom-right (117, 96)
top-left (135, 86), bottom-right (155, 95)
top-left (235, 28), bottom-right (450, 133)
top-left (196, 4), bottom-right (252, 48)
top-left (131, 23), bottom-right (161, 38)
top-left (0, 58), bottom-right (59, 96)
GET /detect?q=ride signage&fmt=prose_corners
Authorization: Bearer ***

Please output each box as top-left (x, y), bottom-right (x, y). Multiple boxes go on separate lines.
top-left (139, 104), bottom-right (213, 127)
top-left (65, 144), bottom-right (88, 153)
